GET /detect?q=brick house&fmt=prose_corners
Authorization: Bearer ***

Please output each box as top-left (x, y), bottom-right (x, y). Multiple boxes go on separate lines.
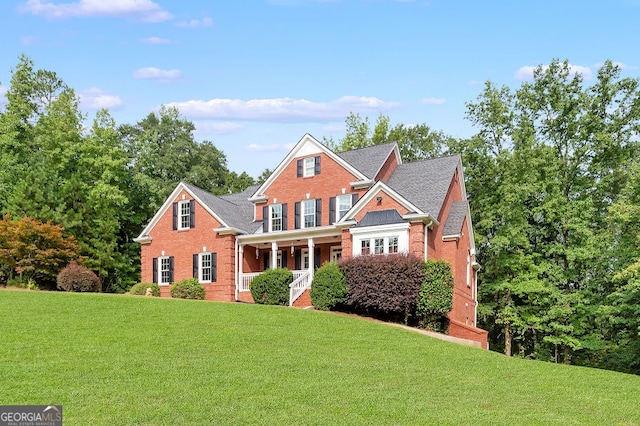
top-left (135, 134), bottom-right (487, 347)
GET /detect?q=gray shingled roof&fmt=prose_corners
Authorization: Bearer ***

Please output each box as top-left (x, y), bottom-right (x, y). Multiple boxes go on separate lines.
top-left (183, 182), bottom-right (260, 233)
top-left (385, 155), bottom-right (460, 219)
top-left (336, 142), bottom-right (398, 179)
top-left (355, 209), bottom-right (405, 228)
top-left (442, 201), bottom-right (468, 237)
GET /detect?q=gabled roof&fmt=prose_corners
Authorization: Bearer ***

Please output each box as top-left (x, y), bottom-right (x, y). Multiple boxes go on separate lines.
top-left (250, 134), bottom-right (370, 202)
top-left (386, 155), bottom-right (461, 219)
top-left (336, 142), bottom-right (400, 179)
top-left (183, 183), bottom-right (259, 233)
top-left (355, 209), bottom-right (405, 228)
top-left (135, 182), bottom-right (260, 241)
top-left (442, 201), bottom-right (468, 238)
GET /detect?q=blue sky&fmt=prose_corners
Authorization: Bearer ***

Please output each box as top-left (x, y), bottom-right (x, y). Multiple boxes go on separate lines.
top-left (1, 0), bottom-right (639, 177)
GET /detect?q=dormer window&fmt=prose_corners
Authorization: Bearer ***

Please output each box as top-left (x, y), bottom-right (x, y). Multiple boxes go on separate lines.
top-left (297, 156), bottom-right (320, 178)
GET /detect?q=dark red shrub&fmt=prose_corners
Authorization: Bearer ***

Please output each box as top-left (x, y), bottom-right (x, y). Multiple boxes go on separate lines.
top-left (340, 254), bottom-right (424, 322)
top-left (56, 261), bottom-right (100, 292)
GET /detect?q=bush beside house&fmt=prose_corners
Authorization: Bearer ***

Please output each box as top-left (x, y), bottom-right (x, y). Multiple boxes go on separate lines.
top-left (310, 262), bottom-right (347, 310)
top-left (129, 282), bottom-right (161, 297)
top-left (250, 268), bottom-right (293, 305)
top-left (170, 278), bottom-right (206, 300)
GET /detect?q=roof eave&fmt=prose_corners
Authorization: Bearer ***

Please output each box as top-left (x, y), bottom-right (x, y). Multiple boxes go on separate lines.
top-left (134, 235), bottom-right (152, 244)
top-left (214, 227), bottom-right (245, 236)
top-left (403, 213), bottom-right (439, 227)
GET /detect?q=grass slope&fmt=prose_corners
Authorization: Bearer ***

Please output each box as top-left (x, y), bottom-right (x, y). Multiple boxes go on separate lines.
top-left (1, 290), bottom-right (639, 425)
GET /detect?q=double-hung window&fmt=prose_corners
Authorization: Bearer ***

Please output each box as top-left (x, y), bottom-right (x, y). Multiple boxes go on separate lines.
top-left (303, 157), bottom-right (315, 177)
top-left (200, 253), bottom-right (212, 282)
top-left (271, 204), bottom-right (282, 231)
top-left (388, 236), bottom-right (399, 254)
top-left (159, 256), bottom-right (171, 285)
top-left (337, 194), bottom-right (352, 220)
top-left (302, 199), bottom-right (315, 228)
top-left (374, 238), bottom-right (384, 255)
top-left (297, 156), bottom-right (320, 178)
top-left (361, 240), bottom-right (371, 255)
top-left (179, 200), bottom-right (190, 229)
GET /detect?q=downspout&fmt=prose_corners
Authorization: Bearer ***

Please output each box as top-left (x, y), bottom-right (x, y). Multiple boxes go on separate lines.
top-left (234, 238), bottom-right (239, 301)
top-left (424, 220), bottom-right (433, 261)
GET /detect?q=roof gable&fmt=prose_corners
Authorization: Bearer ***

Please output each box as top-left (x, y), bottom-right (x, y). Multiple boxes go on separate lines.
top-left (136, 182), bottom-right (258, 241)
top-left (249, 134), bottom-right (369, 202)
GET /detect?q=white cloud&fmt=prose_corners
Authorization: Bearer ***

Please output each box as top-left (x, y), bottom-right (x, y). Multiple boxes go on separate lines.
top-left (18, 0), bottom-right (172, 22)
top-left (515, 63), bottom-right (593, 80)
top-left (20, 35), bottom-right (39, 45)
top-left (133, 67), bottom-right (183, 81)
top-left (141, 36), bottom-right (170, 44)
top-left (79, 87), bottom-right (122, 110)
top-left (247, 143), bottom-right (296, 152)
top-left (176, 16), bottom-right (213, 28)
top-left (421, 97), bottom-right (445, 105)
top-left (164, 96), bottom-right (401, 123)
top-left (193, 121), bottom-right (244, 136)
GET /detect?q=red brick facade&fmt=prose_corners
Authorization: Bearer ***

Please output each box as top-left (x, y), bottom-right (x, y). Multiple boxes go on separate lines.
top-left (136, 134), bottom-right (487, 348)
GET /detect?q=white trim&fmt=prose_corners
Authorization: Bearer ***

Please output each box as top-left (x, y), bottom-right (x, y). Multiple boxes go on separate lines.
top-left (158, 256), bottom-right (171, 286)
top-left (249, 134), bottom-right (369, 203)
top-left (350, 222), bottom-right (410, 257)
top-left (199, 252), bottom-right (213, 283)
top-left (177, 200), bottom-right (191, 230)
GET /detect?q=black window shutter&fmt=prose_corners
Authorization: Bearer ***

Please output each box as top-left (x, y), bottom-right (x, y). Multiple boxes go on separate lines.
top-left (193, 254), bottom-right (198, 279)
top-left (281, 252), bottom-right (288, 269)
top-left (190, 200), bottom-right (195, 228)
top-left (294, 202), bottom-right (301, 229)
top-left (352, 193), bottom-right (359, 205)
top-left (315, 199), bottom-right (322, 227)
top-left (172, 202), bottom-right (178, 230)
top-left (263, 252), bottom-right (269, 270)
top-left (314, 247), bottom-right (321, 270)
top-left (294, 250), bottom-right (301, 270)
top-left (263, 206), bottom-right (269, 232)
top-left (169, 256), bottom-right (174, 283)
top-left (282, 203), bottom-right (288, 231)
top-left (152, 257), bottom-right (158, 283)
top-left (314, 156), bottom-right (321, 175)
top-left (297, 159), bottom-right (303, 177)
top-left (329, 197), bottom-right (336, 224)
top-left (211, 253), bottom-right (217, 282)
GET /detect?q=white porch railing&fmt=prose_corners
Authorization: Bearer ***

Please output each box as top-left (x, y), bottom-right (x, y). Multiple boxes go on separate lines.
top-left (239, 270), bottom-right (310, 294)
top-left (289, 270), bottom-right (311, 306)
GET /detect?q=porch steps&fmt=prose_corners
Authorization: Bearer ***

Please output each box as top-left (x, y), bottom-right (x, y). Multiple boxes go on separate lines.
top-left (292, 289), bottom-right (312, 308)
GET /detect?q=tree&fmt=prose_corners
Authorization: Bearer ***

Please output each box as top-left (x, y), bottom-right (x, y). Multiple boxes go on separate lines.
top-left (0, 215), bottom-right (80, 288)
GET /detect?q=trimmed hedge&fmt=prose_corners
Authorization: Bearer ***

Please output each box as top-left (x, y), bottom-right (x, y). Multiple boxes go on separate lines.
top-left (416, 259), bottom-right (454, 331)
top-left (56, 261), bottom-right (100, 292)
top-left (340, 254), bottom-right (423, 322)
top-left (311, 262), bottom-right (347, 310)
top-left (170, 278), bottom-right (205, 300)
top-left (129, 282), bottom-right (161, 297)
top-left (250, 268), bottom-right (293, 305)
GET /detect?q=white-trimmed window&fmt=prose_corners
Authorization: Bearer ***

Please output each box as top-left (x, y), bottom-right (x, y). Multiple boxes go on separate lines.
top-left (302, 199), bottom-right (315, 228)
top-left (159, 256), bottom-right (171, 285)
top-left (337, 194), bottom-right (353, 220)
top-left (350, 223), bottom-right (410, 257)
top-left (200, 252), bottom-right (212, 282)
top-left (388, 236), bottom-right (399, 254)
top-left (361, 240), bottom-right (371, 255)
top-left (271, 204), bottom-right (282, 231)
top-left (303, 157), bottom-right (315, 177)
top-left (330, 246), bottom-right (342, 262)
top-left (178, 200), bottom-right (191, 230)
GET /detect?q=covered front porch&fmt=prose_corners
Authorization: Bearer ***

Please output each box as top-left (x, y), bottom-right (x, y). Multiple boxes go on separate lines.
top-left (236, 228), bottom-right (346, 306)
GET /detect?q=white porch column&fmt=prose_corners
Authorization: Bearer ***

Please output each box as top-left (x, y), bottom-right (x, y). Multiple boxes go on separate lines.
top-left (271, 241), bottom-right (278, 269)
top-left (238, 244), bottom-right (244, 278)
top-left (307, 238), bottom-right (315, 277)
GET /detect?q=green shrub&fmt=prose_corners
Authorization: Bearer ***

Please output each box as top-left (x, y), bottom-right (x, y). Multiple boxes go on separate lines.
top-left (250, 268), bottom-right (293, 305)
top-left (56, 261), bottom-right (101, 292)
top-left (6, 276), bottom-right (37, 290)
top-left (129, 282), bottom-right (161, 297)
top-left (416, 259), bottom-right (454, 331)
top-left (170, 278), bottom-right (205, 300)
top-left (311, 262), bottom-right (347, 310)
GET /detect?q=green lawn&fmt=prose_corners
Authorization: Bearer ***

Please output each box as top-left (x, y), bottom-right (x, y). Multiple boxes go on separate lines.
top-left (1, 290), bottom-right (639, 425)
